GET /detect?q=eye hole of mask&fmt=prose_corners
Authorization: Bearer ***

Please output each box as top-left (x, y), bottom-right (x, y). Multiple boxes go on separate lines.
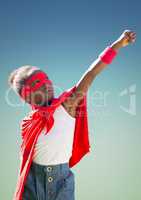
top-left (31, 79), bottom-right (40, 87)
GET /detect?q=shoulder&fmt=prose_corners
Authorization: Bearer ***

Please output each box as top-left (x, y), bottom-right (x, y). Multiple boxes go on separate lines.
top-left (61, 85), bottom-right (86, 118)
top-left (61, 101), bottom-right (76, 119)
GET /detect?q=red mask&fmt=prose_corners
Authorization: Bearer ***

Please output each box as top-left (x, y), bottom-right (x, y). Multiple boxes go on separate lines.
top-left (20, 71), bottom-right (52, 101)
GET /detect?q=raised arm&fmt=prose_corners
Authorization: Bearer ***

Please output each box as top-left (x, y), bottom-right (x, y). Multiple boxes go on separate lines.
top-left (62, 30), bottom-right (136, 117)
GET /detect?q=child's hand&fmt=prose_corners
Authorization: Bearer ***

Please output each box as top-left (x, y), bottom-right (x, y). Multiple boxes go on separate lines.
top-left (116, 30), bottom-right (136, 48)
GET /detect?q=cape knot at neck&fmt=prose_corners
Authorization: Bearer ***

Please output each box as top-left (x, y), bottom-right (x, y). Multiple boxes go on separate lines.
top-left (39, 110), bottom-right (52, 119)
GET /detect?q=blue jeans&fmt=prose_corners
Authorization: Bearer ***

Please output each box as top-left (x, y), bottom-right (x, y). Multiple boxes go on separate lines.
top-left (22, 161), bottom-right (75, 200)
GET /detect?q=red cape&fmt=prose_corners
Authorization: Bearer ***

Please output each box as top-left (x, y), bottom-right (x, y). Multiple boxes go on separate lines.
top-left (13, 85), bottom-right (91, 200)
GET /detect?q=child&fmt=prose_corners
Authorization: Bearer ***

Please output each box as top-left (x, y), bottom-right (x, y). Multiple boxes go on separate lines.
top-left (8, 30), bottom-right (136, 200)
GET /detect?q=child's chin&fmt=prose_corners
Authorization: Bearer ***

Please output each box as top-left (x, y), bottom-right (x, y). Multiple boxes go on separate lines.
top-left (29, 100), bottom-right (44, 107)
top-left (35, 101), bottom-right (50, 107)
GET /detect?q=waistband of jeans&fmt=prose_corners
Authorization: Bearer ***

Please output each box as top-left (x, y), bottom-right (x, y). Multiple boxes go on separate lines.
top-left (31, 161), bottom-right (70, 174)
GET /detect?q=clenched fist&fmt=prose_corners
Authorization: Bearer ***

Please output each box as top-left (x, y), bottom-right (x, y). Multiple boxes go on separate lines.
top-left (116, 30), bottom-right (136, 48)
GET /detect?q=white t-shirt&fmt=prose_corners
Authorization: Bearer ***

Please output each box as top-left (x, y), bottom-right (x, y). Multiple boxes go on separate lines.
top-left (32, 104), bottom-right (76, 165)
